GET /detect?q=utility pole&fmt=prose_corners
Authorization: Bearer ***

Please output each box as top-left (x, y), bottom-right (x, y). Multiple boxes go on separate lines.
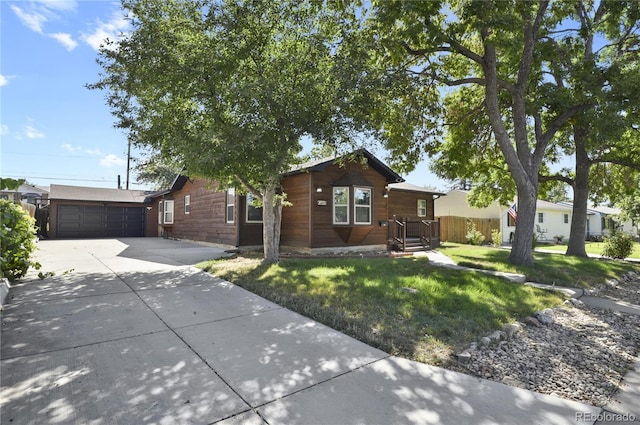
top-left (126, 138), bottom-right (131, 190)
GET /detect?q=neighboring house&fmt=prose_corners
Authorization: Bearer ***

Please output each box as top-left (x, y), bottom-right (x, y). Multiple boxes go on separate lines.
top-left (48, 185), bottom-right (156, 239)
top-left (435, 190), bottom-right (574, 244)
top-left (0, 182), bottom-right (49, 206)
top-left (558, 201), bottom-right (638, 239)
top-left (149, 150), bottom-right (444, 252)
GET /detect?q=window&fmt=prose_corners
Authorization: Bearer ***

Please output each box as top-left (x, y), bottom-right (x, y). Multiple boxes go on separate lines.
top-left (333, 187), bottom-right (349, 224)
top-left (246, 193), bottom-right (263, 223)
top-left (563, 213), bottom-right (569, 224)
top-left (507, 214), bottom-right (516, 227)
top-left (417, 199), bottom-right (427, 217)
top-left (226, 189), bottom-right (235, 224)
top-left (163, 200), bottom-right (174, 224)
top-left (184, 195), bottom-right (191, 214)
top-left (354, 187), bottom-right (372, 224)
top-left (538, 212), bottom-right (544, 223)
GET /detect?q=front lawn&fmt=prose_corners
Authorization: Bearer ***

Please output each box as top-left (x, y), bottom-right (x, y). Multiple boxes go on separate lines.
top-left (537, 241), bottom-right (640, 260)
top-left (438, 243), bottom-right (640, 288)
top-left (198, 255), bottom-right (564, 365)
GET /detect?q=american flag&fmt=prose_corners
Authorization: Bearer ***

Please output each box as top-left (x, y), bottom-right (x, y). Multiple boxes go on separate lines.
top-left (507, 203), bottom-right (517, 221)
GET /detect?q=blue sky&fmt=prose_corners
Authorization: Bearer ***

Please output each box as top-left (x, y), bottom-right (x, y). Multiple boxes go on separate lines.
top-left (0, 0), bottom-right (450, 192)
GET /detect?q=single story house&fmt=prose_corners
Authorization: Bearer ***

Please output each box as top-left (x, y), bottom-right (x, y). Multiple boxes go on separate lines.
top-left (48, 185), bottom-right (156, 239)
top-left (150, 150), bottom-right (444, 252)
top-left (434, 190), bottom-right (575, 244)
top-left (558, 201), bottom-right (638, 240)
top-left (0, 182), bottom-right (49, 206)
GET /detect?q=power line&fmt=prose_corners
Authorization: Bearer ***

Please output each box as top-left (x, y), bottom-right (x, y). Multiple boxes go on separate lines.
top-left (2, 174), bottom-right (143, 184)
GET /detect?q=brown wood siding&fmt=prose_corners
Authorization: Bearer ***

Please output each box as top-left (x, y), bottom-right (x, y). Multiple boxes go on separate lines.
top-left (280, 173), bottom-right (311, 247)
top-left (307, 162), bottom-right (389, 248)
top-left (160, 179), bottom-right (238, 246)
top-left (388, 190), bottom-right (435, 221)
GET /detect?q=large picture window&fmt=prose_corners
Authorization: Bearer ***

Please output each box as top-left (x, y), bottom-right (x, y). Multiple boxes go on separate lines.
top-left (246, 193), bottom-right (263, 223)
top-left (333, 187), bottom-right (349, 224)
top-left (417, 199), bottom-right (427, 217)
top-left (163, 200), bottom-right (174, 224)
top-left (354, 187), bottom-right (372, 225)
top-left (226, 189), bottom-right (235, 224)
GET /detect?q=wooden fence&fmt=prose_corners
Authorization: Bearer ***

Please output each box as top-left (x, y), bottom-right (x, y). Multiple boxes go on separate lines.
top-left (437, 216), bottom-right (501, 244)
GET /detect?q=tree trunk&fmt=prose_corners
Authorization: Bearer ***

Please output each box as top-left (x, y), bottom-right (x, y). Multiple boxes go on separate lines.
top-left (262, 179), bottom-right (283, 264)
top-left (509, 185), bottom-right (536, 266)
top-left (566, 126), bottom-right (590, 257)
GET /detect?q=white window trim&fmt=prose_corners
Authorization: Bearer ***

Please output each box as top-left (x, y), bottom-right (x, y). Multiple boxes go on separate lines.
top-left (226, 189), bottom-right (235, 224)
top-left (417, 199), bottom-right (427, 217)
top-left (354, 187), bottom-right (372, 225)
top-left (333, 186), bottom-right (350, 225)
top-left (246, 193), bottom-right (263, 223)
top-left (163, 200), bottom-right (175, 224)
top-left (184, 195), bottom-right (191, 214)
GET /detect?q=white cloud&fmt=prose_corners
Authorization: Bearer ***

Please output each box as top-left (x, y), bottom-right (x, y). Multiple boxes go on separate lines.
top-left (100, 154), bottom-right (125, 168)
top-left (10, 1), bottom-right (79, 51)
top-left (25, 125), bottom-right (45, 139)
top-left (10, 4), bottom-right (47, 33)
top-left (82, 11), bottom-right (129, 51)
top-left (49, 32), bottom-right (78, 51)
top-left (0, 74), bottom-right (13, 87)
top-left (1, 125), bottom-right (8, 136)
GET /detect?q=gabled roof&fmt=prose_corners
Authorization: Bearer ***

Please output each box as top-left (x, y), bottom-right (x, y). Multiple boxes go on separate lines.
top-left (49, 184), bottom-right (150, 203)
top-left (388, 182), bottom-right (445, 195)
top-left (287, 149), bottom-right (404, 184)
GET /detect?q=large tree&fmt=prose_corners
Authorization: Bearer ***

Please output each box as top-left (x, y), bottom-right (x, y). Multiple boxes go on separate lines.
top-left (350, 0), bottom-right (594, 265)
top-left (537, 1), bottom-right (640, 257)
top-left (349, 1), bottom-right (639, 264)
top-left (90, 0), bottom-right (350, 263)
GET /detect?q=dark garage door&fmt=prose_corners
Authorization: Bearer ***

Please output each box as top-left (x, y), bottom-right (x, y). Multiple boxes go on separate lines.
top-left (57, 205), bottom-right (145, 238)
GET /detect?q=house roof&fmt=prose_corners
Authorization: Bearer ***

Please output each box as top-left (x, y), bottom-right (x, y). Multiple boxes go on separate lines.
top-left (533, 199), bottom-right (573, 211)
top-left (286, 149), bottom-right (405, 184)
top-left (1, 183), bottom-right (49, 195)
top-left (388, 182), bottom-right (445, 195)
top-left (49, 184), bottom-right (151, 203)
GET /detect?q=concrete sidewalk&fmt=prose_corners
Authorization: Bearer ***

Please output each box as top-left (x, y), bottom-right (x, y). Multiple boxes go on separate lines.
top-left (1, 238), bottom-right (604, 424)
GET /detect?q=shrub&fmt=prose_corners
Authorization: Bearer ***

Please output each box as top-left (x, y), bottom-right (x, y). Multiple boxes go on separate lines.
top-left (0, 199), bottom-right (40, 281)
top-left (466, 220), bottom-right (485, 245)
top-left (491, 229), bottom-right (502, 247)
top-left (602, 232), bottom-right (634, 260)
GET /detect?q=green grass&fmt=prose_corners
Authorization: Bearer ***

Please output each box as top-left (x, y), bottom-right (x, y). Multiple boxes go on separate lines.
top-left (438, 243), bottom-right (640, 288)
top-left (537, 241), bottom-right (640, 260)
top-left (198, 255), bottom-right (564, 366)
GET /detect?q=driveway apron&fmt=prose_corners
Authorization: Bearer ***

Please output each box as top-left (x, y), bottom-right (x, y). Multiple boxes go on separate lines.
top-left (1, 238), bottom-right (601, 425)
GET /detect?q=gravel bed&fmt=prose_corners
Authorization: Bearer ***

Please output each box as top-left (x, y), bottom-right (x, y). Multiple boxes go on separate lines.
top-left (595, 271), bottom-right (640, 306)
top-left (452, 271), bottom-right (640, 407)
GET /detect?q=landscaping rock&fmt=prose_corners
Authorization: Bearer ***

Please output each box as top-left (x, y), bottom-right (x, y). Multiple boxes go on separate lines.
top-left (502, 323), bottom-right (521, 339)
top-left (457, 351), bottom-right (472, 363)
top-left (605, 279), bottom-right (619, 288)
top-left (566, 298), bottom-right (585, 308)
top-left (480, 337), bottom-right (492, 347)
top-left (501, 375), bottom-right (526, 389)
top-left (489, 330), bottom-right (506, 342)
top-left (534, 311), bottom-right (554, 326)
top-left (453, 300), bottom-right (640, 408)
top-left (524, 316), bottom-right (542, 327)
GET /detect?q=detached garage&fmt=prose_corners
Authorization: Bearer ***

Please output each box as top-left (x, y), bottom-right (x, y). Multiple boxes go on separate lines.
top-left (49, 185), bottom-right (156, 239)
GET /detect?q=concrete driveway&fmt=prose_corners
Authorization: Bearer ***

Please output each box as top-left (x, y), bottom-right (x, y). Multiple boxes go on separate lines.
top-left (1, 238), bottom-right (601, 424)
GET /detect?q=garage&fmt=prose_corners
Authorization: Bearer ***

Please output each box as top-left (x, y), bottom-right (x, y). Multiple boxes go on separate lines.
top-left (57, 205), bottom-right (146, 238)
top-left (48, 185), bottom-right (155, 239)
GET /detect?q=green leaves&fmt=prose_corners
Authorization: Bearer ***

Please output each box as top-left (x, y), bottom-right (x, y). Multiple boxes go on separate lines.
top-left (0, 200), bottom-right (40, 281)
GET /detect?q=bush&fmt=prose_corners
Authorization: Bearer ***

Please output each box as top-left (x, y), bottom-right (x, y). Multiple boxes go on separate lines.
top-left (0, 199), bottom-right (40, 281)
top-left (491, 229), bottom-right (502, 247)
top-left (466, 220), bottom-right (485, 245)
top-left (602, 232), bottom-right (634, 260)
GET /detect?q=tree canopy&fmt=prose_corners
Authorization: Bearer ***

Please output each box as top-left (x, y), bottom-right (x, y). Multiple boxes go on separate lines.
top-left (90, 0), bottom-right (354, 262)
